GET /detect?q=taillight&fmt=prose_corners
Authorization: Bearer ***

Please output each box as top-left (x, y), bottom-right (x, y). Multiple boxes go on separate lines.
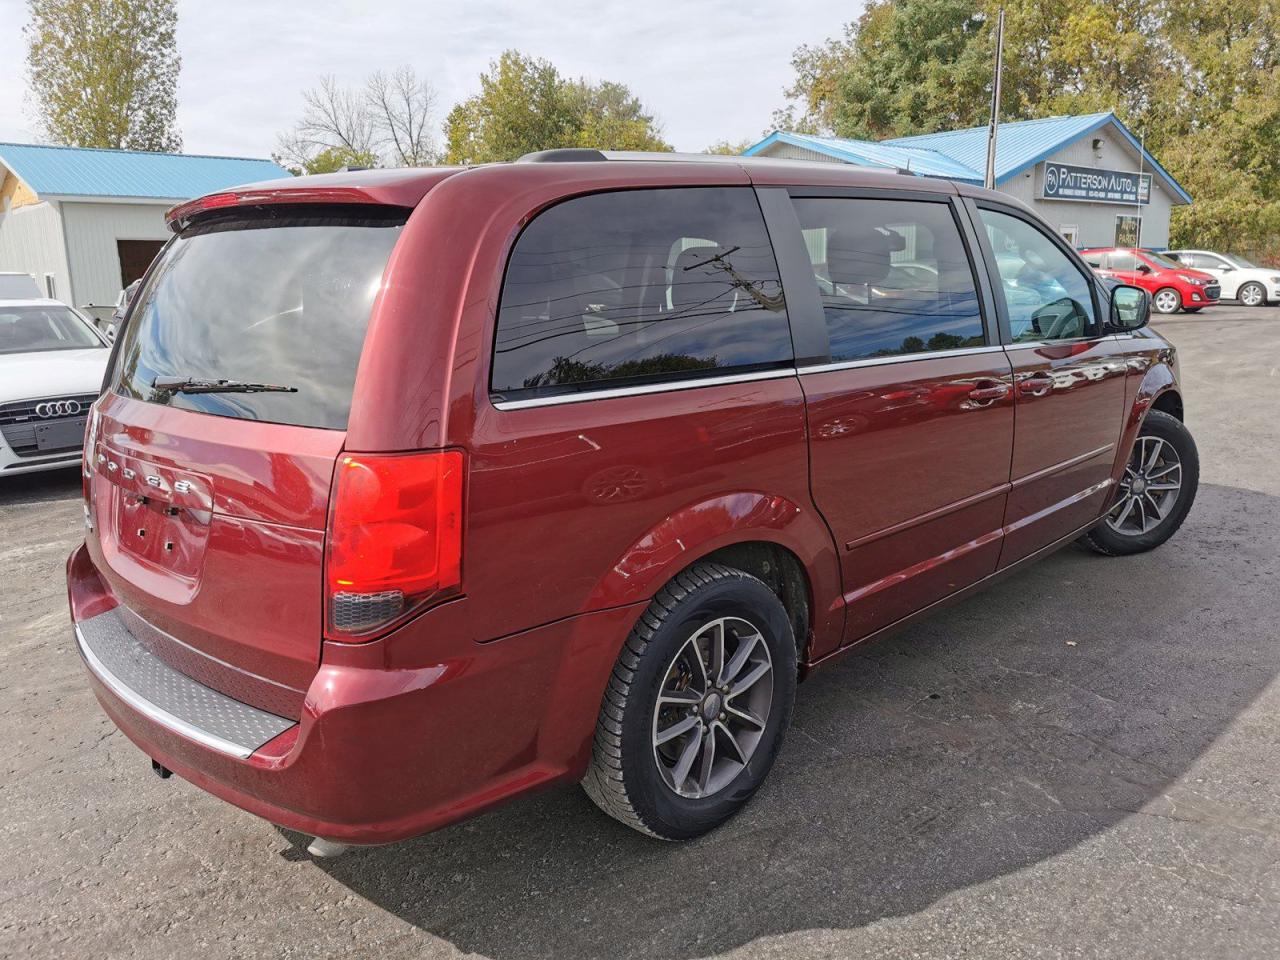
top-left (81, 407), bottom-right (100, 519)
top-left (324, 450), bottom-right (464, 641)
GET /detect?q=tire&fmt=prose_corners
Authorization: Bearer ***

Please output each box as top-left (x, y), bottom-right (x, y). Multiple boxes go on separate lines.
top-left (582, 562), bottom-right (797, 840)
top-left (1152, 287), bottom-right (1182, 314)
top-left (1081, 409), bottom-right (1199, 556)
top-left (1239, 282), bottom-right (1267, 307)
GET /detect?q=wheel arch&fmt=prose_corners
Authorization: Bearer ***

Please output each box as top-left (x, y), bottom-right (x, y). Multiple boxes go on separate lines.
top-left (586, 492), bottom-right (844, 663)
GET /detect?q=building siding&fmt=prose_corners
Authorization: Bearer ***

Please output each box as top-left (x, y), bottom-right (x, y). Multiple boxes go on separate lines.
top-left (0, 200), bottom-right (70, 300)
top-left (1000, 132), bottom-right (1173, 248)
top-left (59, 201), bottom-right (171, 307)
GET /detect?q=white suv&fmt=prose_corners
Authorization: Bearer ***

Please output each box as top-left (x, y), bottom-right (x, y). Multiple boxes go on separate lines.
top-left (1166, 250), bottom-right (1280, 307)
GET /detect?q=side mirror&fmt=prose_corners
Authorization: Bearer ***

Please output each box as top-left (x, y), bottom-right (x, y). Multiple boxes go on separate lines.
top-left (1109, 284), bottom-right (1150, 332)
top-left (1221, 265), bottom-right (1235, 273)
top-left (1136, 263), bottom-right (1152, 274)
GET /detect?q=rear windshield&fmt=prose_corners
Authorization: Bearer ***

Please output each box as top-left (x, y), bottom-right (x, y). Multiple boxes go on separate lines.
top-left (0, 304), bottom-right (104, 355)
top-left (113, 207), bottom-right (406, 429)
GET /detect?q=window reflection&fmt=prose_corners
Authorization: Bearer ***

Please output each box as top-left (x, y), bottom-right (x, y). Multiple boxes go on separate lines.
top-left (979, 210), bottom-right (1095, 342)
top-left (492, 188), bottom-right (791, 399)
top-left (115, 210), bottom-right (404, 430)
top-left (793, 198), bottom-right (986, 362)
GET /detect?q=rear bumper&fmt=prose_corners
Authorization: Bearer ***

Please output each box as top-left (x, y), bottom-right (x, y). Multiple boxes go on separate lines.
top-left (68, 542), bottom-right (641, 844)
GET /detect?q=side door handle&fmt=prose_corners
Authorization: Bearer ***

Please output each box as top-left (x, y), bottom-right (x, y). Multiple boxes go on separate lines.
top-left (1017, 372), bottom-right (1055, 397)
top-left (968, 381), bottom-right (1011, 402)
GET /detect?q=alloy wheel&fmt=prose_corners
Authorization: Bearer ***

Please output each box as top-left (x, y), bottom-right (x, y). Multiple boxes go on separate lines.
top-left (1240, 283), bottom-right (1265, 307)
top-left (1153, 289), bottom-right (1180, 314)
top-left (651, 616), bottom-right (773, 799)
top-left (1106, 435), bottom-right (1183, 536)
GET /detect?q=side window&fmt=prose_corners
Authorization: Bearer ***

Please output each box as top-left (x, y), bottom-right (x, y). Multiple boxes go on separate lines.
top-left (978, 209), bottom-right (1097, 342)
top-left (1104, 250), bottom-right (1139, 272)
top-left (791, 197), bottom-right (984, 362)
top-left (491, 187), bottom-right (790, 399)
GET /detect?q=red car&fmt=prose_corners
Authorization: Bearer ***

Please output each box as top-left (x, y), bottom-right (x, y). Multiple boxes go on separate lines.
top-left (1081, 246), bottom-right (1220, 314)
top-left (69, 155), bottom-right (1199, 854)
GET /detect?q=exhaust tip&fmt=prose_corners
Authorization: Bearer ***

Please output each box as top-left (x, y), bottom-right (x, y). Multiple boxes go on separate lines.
top-left (307, 837), bottom-right (354, 858)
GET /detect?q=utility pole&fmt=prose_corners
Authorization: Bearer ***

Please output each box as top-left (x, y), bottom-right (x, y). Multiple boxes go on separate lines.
top-left (984, 8), bottom-right (1005, 190)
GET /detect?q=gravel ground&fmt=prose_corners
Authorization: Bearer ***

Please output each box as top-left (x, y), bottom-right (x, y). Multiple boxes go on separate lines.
top-left (2, 305), bottom-right (1278, 960)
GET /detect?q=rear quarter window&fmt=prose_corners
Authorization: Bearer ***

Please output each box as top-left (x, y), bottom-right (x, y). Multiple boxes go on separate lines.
top-left (490, 187), bottom-right (792, 401)
top-left (113, 207), bottom-right (406, 430)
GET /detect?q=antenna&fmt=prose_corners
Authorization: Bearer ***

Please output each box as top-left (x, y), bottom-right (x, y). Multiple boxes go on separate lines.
top-left (984, 8), bottom-right (1005, 190)
top-left (1134, 127), bottom-right (1146, 248)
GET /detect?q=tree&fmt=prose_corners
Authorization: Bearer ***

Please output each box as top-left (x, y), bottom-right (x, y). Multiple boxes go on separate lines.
top-left (367, 67), bottom-right (438, 166)
top-left (24, 0), bottom-right (181, 152)
top-left (773, 0), bottom-right (999, 140)
top-left (444, 50), bottom-right (671, 164)
top-left (773, 0), bottom-right (1280, 262)
top-left (278, 69), bottom-right (439, 171)
top-left (704, 138), bottom-right (756, 155)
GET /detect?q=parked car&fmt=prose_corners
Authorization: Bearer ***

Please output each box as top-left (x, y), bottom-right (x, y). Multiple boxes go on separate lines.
top-left (0, 272), bottom-right (42, 299)
top-left (1, 299), bottom-right (109, 476)
top-left (1165, 249), bottom-right (1280, 307)
top-left (69, 157), bottom-right (1198, 855)
top-left (106, 279), bottom-right (143, 341)
top-left (1080, 247), bottom-right (1219, 314)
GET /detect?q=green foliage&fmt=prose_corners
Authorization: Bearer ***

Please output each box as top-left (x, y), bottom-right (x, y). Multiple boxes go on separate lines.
top-left (25, 0), bottom-right (181, 152)
top-left (704, 138), bottom-right (756, 155)
top-left (298, 146), bottom-right (380, 176)
top-left (444, 51), bottom-right (671, 164)
top-left (775, 0), bottom-right (1280, 260)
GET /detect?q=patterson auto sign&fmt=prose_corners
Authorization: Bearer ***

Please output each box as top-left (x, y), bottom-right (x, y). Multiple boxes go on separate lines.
top-left (1040, 162), bottom-right (1152, 204)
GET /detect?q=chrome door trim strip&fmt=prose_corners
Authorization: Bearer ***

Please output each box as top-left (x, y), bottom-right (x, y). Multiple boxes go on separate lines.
top-left (797, 344), bottom-right (1007, 376)
top-left (845, 481), bottom-right (1012, 551)
top-left (490, 367), bottom-right (800, 410)
top-left (75, 623), bottom-right (254, 760)
top-left (1011, 443), bottom-right (1116, 489)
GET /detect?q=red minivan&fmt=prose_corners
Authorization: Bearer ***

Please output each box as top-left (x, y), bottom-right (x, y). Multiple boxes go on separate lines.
top-left (1081, 246), bottom-right (1220, 314)
top-left (69, 155), bottom-right (1198, 853)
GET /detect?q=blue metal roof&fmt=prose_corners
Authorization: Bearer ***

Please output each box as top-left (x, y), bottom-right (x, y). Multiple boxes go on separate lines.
top-left (0, 142), bottom-right (289, 200)
top-left (744, 131), bottom-right (982, 181)
top-left (745, 112), bottom-right (1192, 204)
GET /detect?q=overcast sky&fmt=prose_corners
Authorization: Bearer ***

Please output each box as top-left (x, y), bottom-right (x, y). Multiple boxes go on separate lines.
top-left (0, 0), bottom-right (857, 157)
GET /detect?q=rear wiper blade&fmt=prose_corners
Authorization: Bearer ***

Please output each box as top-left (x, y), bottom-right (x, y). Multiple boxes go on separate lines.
top-left (152, 376), bottom-right (298, 395)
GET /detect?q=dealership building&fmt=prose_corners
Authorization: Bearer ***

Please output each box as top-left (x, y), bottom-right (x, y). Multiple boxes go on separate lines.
top-left (745, 112), bottom-right (1190, 250)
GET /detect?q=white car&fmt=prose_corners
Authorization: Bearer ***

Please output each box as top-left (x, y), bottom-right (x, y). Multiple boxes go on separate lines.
top-left (0, 273), bottom-right (42, 299)
top-left (1166, 250), bottom-right (1280, 307)
top-left (0, 299), bottom-right (110, 477)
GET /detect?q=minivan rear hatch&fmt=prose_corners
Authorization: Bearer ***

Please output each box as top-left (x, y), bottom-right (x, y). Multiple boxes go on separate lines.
top-left (86, 203), bottom-right (407, 715)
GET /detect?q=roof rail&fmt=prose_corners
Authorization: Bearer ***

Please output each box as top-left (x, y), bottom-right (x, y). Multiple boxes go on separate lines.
top-left (516, 148), bottom-right (608, 163)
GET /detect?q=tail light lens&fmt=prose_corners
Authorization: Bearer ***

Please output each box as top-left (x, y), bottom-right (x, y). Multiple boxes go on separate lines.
top-left (81, 407), bottom-right (100, 522)
top-left (324, 450), bottom-right (464, 641)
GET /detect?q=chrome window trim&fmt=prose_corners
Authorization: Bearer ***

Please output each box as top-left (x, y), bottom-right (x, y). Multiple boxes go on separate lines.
top-left (1004, 337), bottom-right (1102, 349)
top-left (797, 344), bottom-right (1006, 375)
top-left (490, 367), bottom-right (799, 410)
top-left (75, 623), bottom-right (254, 760)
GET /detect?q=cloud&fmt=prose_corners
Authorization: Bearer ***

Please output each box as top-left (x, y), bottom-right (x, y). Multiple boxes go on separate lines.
top-left (0, 0), bottom-right (856, 156)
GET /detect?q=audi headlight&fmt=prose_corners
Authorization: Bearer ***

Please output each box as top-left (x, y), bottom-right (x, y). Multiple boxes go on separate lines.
top-left (1177, 274), bottom-right (1207, 286)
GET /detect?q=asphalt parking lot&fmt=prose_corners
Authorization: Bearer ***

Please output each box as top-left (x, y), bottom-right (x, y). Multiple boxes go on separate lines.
top-left (2, 305), bottom-right (1278, 960)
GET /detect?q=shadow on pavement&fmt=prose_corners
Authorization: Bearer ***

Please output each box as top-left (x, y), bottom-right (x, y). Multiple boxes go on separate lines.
top-left (296, 482), bottom-right (1279, 960)
top-left (0, 466), bottom-right (82, 506)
